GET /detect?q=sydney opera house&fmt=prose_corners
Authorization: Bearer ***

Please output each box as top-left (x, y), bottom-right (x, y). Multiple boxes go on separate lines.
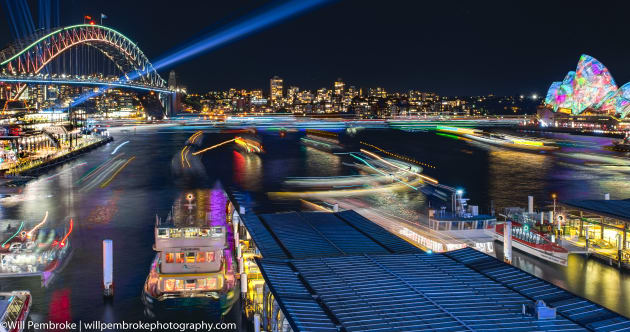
top-left (539, 54), bottom-right (630, 132)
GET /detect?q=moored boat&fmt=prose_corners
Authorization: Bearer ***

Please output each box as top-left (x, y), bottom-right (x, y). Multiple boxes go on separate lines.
top-left (491, 221), bottom-right (568, 265)
top-left (142, 189), bottom-right (239, 319)
top-left (0, 291), bottom-right (31, 332)
top-left (0, 218), bottom-right (72, 279)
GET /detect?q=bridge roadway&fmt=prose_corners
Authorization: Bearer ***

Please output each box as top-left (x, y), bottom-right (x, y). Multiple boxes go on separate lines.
top-left (0, 75), bottom-right (173, 93)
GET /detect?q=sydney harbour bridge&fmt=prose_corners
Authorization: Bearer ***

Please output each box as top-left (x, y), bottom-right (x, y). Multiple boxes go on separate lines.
top-left (0, 23), bottom-right (175, 116)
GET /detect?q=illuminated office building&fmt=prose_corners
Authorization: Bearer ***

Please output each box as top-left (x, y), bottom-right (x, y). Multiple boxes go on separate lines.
top-left (269, 76), bottom-right (283, 104)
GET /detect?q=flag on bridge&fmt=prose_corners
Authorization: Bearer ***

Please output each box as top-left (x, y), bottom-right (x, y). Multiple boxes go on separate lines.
top-left (101, 13), bottom-right (107, 19)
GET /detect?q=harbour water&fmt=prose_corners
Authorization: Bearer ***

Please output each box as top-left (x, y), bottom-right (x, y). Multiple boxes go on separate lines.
top-left (1, 125), bottom-right (629, 325)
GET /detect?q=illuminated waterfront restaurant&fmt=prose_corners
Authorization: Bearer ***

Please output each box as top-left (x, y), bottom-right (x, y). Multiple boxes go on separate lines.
top-left (539, 54), bottom-right (630, 131)
top-left (229, 190), bottom-right (630, 331)
top-left (559, 198), bottom-right (630, 267)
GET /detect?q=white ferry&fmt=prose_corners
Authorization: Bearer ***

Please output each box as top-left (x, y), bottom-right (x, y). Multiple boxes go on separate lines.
top-left (491, 221), bottom-right (569, 266)
top-left (142, 189), bottom-right (238, 318)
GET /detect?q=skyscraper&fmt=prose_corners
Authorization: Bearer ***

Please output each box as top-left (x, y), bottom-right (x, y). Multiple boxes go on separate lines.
top-left (334, 78), bottom-right (345, 96)
top-left (270, 76), bottom-right (283, 103)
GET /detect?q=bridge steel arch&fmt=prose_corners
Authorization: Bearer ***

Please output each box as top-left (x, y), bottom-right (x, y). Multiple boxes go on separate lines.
top-left (0, 24), bottom-right (166, 98)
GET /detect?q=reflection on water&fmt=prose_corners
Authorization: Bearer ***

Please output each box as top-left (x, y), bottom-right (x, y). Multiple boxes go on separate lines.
top-left (232, 151), bottom-right (262, 191)
top-left (304, 146), bottom-right (341, 177)
top-left (495, 242), bottom-right (630, 316)
top-left (487, 149), bottom-right (551, 209)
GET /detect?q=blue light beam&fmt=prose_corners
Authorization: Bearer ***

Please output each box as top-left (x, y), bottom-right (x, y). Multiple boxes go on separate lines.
top-left (150, 0), bottom-right (332, 72)
top-left (62, 0), bottom-right (332, 110)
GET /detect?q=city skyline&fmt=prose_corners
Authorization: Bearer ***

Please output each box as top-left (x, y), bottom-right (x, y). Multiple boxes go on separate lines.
top-left (2, 1), bottom-right (630, 96)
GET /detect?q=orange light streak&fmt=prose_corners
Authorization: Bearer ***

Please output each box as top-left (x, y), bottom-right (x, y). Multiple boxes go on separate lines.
top-left (192, 138), bottom-right (236, 156)
top-left (27, 211), bottom-right (48, 237)
top-left (100, 156), bottom-right (135, 188)
top-left (360, 149), bottom-right (438, 185)
top-left (60, 219), bottom-right (73, 246)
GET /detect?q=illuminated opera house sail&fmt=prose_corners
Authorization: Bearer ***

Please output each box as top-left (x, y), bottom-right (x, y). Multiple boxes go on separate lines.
top-left (544, 54), bottom-right (630, 118)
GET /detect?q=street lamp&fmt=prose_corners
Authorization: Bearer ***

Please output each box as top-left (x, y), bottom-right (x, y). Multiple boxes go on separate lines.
top-left (552, 193), bottom-right (558, 243)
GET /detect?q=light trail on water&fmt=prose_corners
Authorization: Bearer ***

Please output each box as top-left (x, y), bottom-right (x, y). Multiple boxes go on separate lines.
top-left (27, 211), bottom-right (48, 237)
top-left (192, 138), bottom-right (236, 156)
top-left (77, 154), bottom-right (125, 185)
top-left (100, 156), bottom-right (136, 188)
top-left (111, 141), bottom-right (130, 155)
top-left (349, 153), bottom-right (418, 190)
top-left (44, 162), bottom-right (87, 181)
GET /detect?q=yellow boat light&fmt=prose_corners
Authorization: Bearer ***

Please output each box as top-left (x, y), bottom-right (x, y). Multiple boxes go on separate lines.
top-left (512, 139), bottom-right (544, 147)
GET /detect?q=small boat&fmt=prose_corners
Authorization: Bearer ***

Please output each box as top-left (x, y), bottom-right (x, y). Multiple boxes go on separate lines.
top-left (0, 291), bottom-right (31, 332)
top-left (611, 135), bottom-right (630, 152)
top-left (491, 221), bottom-right (568, 265)
top-left (1, 219), bottom-right (72, 278)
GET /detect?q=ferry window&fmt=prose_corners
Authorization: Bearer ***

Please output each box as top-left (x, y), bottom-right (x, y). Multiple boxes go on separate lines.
top-left (212, 227), bottom-right (223, 237)
top-left (164, 279), bottom-right (175, 291)
top-left (165, 253), bottom-right (174, 263)
top-left (170, 229), bottom-right (182, 238)
top-left (185, 228), bottom-right (198, 238)
top-left (197, 278), bottom-right (207, 288)
top-left (157, 228), bottom-right (169, 238)
top-left (200, 229), bottom-right (209, 237)
top-left (185, 279), bottom-right (196, 289)
top-left (207, 277), bottom-right (217, 289)
top-left (175, 280), bottom-right (184, 291)
top-left (197, 252), bottom-right (206, 263)
top-left (186, 252), bottom-right (195, 263)
top-left (207, 252), bottom-right (215, 262)
top-left (176, 253), bottom-right (185, 263)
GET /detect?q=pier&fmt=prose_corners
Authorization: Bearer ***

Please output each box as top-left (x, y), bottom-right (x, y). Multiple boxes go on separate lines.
top-left (6, 136), bottom-right (113, 176)
top-left (558, 199), bottom-right (630, 269)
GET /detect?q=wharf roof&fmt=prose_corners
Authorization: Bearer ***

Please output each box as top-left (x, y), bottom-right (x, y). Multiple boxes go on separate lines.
top-left (560, 199), bottom-right (630, 222)
top-left (240, 210), bottom-right (421, 259)
top-left (258, 248), bottom-right (630, 332)
top-left (244, 210), bottom-right (630, 332)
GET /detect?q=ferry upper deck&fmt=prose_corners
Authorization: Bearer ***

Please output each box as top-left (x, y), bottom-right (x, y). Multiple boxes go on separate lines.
top-left (155, 190), bottom-right (233, 251)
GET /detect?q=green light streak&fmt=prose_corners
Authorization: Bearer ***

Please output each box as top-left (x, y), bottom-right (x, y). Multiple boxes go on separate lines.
top-left (436, 132), bottom-right (461, 140)
top-left (349, 153), bottom-right (417, 190)
top-left (2, 222), bottom-right (24, 246)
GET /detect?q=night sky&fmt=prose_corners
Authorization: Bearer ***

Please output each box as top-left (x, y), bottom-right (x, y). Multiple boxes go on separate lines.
top-left (1, 0), bottom-right (630, 96)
